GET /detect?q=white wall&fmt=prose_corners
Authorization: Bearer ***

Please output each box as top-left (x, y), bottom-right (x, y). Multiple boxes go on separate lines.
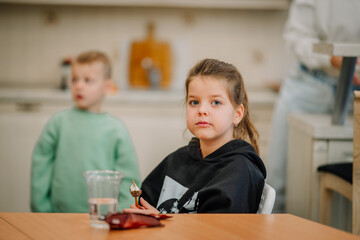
top-left (0, 3), bottom-right (287, 212)
top-left (0, 4), bottom-right (292, 89)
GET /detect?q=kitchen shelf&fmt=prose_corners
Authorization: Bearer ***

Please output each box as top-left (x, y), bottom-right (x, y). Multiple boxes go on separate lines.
top-left (0, 0), bottom-right (290, 10)
top-left (0, 88), bottom-right (277, 106)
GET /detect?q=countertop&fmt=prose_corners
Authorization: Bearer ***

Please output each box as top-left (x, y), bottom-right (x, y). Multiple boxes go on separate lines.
top-left (0, 87), bottom-right (278, 106)
top-left (288, 113), bottom-right (353, 140)
top-left (313, 42), bottom-right (360, 57)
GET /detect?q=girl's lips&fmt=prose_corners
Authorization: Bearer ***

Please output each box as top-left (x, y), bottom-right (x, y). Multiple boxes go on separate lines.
top-left (76, 94), bottom-right (83, 100)
top-left (196, 121), bottom-right (210, 127)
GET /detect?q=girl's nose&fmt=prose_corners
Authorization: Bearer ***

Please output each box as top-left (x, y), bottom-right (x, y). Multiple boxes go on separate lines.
top-left (198, 103), bottom-right (208, 116)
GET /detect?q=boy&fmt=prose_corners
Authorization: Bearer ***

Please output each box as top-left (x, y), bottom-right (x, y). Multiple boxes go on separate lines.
top-left (31, 51), bottom-right (140, 213)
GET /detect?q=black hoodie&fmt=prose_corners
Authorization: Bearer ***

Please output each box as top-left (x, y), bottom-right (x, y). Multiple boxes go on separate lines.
top-left (141, 138), bottom-right (266, 213)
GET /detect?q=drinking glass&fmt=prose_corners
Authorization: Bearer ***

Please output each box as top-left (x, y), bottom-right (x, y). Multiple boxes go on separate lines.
top-left (83, 170), bottom-right (124, 228)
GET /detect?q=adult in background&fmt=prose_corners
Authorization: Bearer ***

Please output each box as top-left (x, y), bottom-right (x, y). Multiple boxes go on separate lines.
top-left (267, 0), bottom-right (360, 212)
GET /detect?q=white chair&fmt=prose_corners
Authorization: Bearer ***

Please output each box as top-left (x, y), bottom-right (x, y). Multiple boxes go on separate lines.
top-left (257, 183), bottom-right (276, 214)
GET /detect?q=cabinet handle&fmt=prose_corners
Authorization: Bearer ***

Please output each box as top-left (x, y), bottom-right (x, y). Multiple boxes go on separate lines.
top-left (16, 102), bottom-right (41, 112)
top-left (342, 151), bottom-right (353, 162)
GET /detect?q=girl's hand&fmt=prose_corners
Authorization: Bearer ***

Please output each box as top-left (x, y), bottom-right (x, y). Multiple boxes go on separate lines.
top-left (123, 197), bottom-right (160, 215)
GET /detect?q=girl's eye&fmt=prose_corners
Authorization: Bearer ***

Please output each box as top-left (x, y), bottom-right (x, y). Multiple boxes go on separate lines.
top-left (71, 78), bottom-right (78, 83)
top-left (212, 100), bottom-right (221, 106)
top-left (189, 100), bottom-right (199, 106)
top-left (85, 78), bottom-right (93, 83)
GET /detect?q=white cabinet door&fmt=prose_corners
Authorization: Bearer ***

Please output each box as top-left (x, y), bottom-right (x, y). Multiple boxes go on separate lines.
top-left (287, 114), bottom-right (353, 232)
top-left (0, 112), bottom-right (51, 212)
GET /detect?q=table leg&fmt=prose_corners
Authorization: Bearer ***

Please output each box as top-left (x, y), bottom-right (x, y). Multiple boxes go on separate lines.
top-left (332, 57), bottom-right (357, 125)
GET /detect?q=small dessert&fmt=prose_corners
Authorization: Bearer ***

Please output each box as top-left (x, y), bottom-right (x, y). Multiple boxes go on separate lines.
top-left (130, 180), bottom-right (142, 208)
top-left (105, 212), bottom-right (162, 230)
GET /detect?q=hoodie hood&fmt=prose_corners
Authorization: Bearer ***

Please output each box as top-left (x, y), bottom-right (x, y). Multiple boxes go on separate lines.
top-left (187, 138), bottom-right (266, 179)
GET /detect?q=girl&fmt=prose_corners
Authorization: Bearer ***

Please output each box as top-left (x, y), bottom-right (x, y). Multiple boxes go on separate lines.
top-left (124, 58), bottom-right (266, 214)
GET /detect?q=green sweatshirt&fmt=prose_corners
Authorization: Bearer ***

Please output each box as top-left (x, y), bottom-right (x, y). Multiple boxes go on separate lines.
top-left (31, 108), bottom-right (140, 213)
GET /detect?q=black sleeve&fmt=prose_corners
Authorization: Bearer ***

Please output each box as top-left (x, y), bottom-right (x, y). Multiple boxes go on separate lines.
top-left (140, 158), bottom-right (168, 208)
top-left (197, 160), bottom-right (264, 213)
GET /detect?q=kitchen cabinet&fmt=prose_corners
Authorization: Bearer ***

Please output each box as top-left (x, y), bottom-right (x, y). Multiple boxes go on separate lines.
top-left (0, 111), bottom-right (52, 212)
top-left (286, 113), bottom-right (353, 231)
top-left (0, 88), bottom-right (276, 212)
top-left (1, 0), bottom-right (290, 10)
top-left (0, 92), bottom-right (189, 212)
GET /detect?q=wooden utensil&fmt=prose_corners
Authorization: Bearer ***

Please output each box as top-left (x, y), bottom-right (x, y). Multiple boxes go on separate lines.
top-left (129, 22), bottom-right (172, 89)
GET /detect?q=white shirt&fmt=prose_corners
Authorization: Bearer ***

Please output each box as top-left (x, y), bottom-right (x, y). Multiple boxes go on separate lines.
top-left (284, 0), bottom-right (360, 70)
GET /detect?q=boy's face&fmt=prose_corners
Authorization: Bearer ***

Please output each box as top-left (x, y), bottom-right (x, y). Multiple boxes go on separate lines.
top-left (71, 61), bottom-right (110, 113)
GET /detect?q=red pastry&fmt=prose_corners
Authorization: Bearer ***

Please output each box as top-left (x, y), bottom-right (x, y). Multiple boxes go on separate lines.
top-left (105, 212), bottom-right (162, 230)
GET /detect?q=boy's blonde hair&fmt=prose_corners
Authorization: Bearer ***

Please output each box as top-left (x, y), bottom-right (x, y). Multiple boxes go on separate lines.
top-left (75, 51), bottom-right (111, 79)
top-left (185, 58), bottom-right (260, 154)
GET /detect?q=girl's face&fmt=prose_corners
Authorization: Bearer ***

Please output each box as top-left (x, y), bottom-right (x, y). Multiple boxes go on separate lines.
top-left (186, 76), bottom-right (244, 148)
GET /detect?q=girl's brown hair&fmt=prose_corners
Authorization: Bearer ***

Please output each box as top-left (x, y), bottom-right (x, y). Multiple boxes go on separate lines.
top-left (185, 58), bottom-right (260, 154)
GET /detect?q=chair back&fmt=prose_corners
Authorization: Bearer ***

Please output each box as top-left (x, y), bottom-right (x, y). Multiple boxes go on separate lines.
top-left (257, 183), bottom-right (276, 214)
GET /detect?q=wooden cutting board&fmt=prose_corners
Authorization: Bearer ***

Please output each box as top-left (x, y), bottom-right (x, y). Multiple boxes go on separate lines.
top-left (129, 23), bottom-right (172, 89)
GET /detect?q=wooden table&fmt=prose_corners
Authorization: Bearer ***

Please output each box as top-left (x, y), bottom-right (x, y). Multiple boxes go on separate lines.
top-left (0, 213), bottom-right (359, 240)
top-left (0, 218), bottom-right (29, 240)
